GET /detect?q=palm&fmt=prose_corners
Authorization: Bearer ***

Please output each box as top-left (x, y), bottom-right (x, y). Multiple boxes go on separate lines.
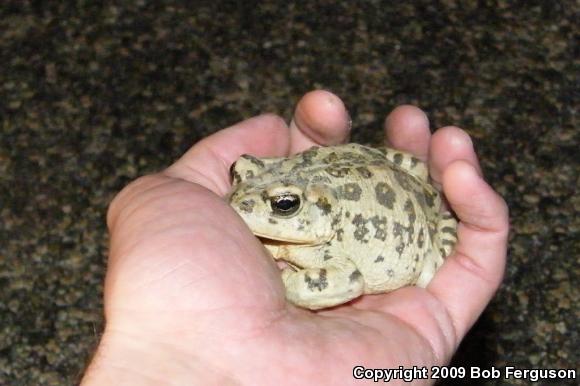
top-left (105, 171), bottom-right (446, 384)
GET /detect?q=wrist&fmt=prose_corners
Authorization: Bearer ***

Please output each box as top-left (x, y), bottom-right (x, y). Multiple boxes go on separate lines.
top-left (81, 328), bottom-right (220, 385)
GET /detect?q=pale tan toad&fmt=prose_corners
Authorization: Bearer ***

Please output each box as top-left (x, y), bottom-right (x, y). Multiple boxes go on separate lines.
top-left (228, 144), bottom-right (457, 310)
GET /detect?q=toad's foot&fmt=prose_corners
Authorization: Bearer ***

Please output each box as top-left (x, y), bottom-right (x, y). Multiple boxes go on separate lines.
top-left (282, 262), bottom-right (364, 310)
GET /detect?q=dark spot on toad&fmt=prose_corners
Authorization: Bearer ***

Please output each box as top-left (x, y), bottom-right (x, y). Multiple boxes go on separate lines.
top-left (290, 149), bottom-right (319, 171)
top-left (417, 228), bottom-right (425, 248)
top-left (396, 242), bottom-right (405, 256)
top-left (404, 199), bottom-right (417, 226)
top-left (325, 165), bottom-right (350, 178)
top-left (428, 224), bottom-right (437, 241)
top-left (356, 166), bottom-right (373, 178)
top-left (232, 172), bottom-right (242, 185)
top-left (239, 199), bottom-right (255, 213)
top-left (352, 214), bottom-right (370, 242)
top-left (424, 188), bottom-right (436, 207)
top-left (339, 183), bottom-right (362, 201)
top-left (386, 268), bottom-right (395, 277)
top-left (323, 152), bottom-right (339, 164)
top-left (316, 196), bottom-right (332, 215)
top-left (375, 182), bottom-right (396, 209)
top-left (413, 190), bottom-right (428, 211)
top-left (241, 154), bottom-right (265, 168)
top-left (442, 226), bottom-right (455, 234)
top-left (376, 147), bottom-right (388, 157)
top-left (393, 153), bottom-right (403, 165)
top-left (331, 213), bottom-right (341, 228)
top-left (311, 175), bottom-right (332, 184)
top-left (393, 222), bottom-right (404, 238)
top-left (302, 146), bottom-right (319, 158)
top-left (349, 270), bottom-right (362, 283)
top-left (370, 215), bottom-right (388, 241)
top-left (268, 218), bottom-right (278, 224)
top-left (394, 171), bottom-right (413, 190)
top-left (230, 163), bottom-right (242, 184)
top-left (341, 151), bottom-right (362, 162)
top-left (336, 229), bottom-right (344, 242)
top-left (305, 269), bottom-right (328, 291)
top-left (374, 255), bottom-right (384, 263)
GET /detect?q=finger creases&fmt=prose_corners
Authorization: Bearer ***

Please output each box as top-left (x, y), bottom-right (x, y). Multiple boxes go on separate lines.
top-left (428, 160), bottom-right (509, 341)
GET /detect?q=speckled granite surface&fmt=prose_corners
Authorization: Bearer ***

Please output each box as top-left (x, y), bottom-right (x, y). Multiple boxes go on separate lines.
top-left (0, 1), bottom-right (578, 385)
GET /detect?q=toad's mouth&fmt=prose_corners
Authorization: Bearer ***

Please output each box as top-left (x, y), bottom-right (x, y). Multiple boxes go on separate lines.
top-left (254, 233), bottom-right (316, 245)
top-left (257, 236), bottom-right (310, 246)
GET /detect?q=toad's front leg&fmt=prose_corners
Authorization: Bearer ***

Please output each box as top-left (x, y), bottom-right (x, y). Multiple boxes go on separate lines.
top-left (281, 259), bottom-right (364, 310)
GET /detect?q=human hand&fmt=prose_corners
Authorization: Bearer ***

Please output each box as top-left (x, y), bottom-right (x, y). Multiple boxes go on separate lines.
top-left (82, 91), bottom-right (508, 385)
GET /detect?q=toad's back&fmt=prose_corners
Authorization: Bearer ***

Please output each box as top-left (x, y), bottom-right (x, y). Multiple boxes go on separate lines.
top-left (229, 143), bottom-right (457, 309)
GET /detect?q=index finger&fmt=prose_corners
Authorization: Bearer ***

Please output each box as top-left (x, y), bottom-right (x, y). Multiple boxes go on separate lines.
top-left (428, 160), bottom-right (509, 341)
top-left (165, 114), bottom-right (291, 195)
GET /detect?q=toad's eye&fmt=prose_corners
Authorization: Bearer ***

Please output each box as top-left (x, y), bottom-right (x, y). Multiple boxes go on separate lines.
top-left (270, 194), bottom-right (301, 217)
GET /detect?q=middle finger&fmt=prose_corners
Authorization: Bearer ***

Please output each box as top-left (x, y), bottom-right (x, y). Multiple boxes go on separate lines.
top-left (288, 90), bottom-right (351, 154)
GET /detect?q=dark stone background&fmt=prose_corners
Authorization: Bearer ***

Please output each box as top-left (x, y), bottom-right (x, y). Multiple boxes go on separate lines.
top-left (0, 1), bottom-right (577, 385)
